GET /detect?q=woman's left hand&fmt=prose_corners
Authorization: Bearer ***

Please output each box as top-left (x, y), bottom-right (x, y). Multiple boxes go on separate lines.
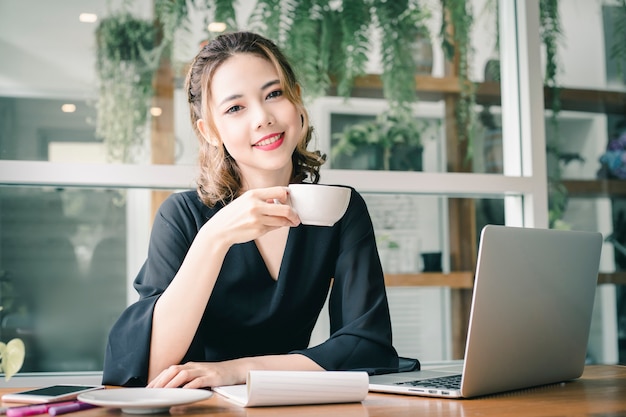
top-left (146, 354), bottom-right (323, 388)
top-left (147, 359), bottom-right (245, 389)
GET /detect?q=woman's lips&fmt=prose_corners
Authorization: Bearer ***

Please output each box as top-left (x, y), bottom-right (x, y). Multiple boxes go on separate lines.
top-left (253, 133), bottom-right (284, 150)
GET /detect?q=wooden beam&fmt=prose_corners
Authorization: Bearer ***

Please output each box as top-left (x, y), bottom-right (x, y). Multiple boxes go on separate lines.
top-left (384, 272), bottom-right (474, 288)
top-left (150, 47), bottom-right (175, 223)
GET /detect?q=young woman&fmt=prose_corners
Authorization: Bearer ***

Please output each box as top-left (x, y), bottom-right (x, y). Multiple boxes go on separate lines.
top-left (102, 31), bottom-right (398, 388)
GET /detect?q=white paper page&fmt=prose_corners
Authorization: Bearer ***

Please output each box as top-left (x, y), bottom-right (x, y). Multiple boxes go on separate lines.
top-left (213, 371), bottom-right (369, 407)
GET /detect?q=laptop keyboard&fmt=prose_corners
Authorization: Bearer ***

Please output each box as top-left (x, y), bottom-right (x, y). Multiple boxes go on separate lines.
top-left (396, 374), bottom-right (462, 390)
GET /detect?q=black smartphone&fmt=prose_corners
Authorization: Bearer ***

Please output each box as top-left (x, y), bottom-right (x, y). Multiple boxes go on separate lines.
top-left (1, 385), bottom-right (105, 404)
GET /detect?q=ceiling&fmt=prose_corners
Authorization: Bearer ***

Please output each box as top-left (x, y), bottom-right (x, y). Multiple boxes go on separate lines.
top-left (0, 0), bottom-right (244, 100)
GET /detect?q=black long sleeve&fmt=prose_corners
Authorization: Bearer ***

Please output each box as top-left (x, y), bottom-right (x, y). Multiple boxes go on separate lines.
top-left (102, 186), bottom-right (398, 386)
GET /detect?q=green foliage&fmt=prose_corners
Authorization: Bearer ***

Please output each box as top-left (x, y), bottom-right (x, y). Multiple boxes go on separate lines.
top-left (284, 0), bottom-right (333, 98)
top-left (540, 0), bottom-right (561, 89)
top-left (95, 12), bottom-right (160, 162)
top-left (336, 0), bottom-right (371, 98)
top-left (213, 0), bottom-right (238, 31)
top-left (332, 106), bottom-right (431, 171)
top-left (0, 338), bottom-right (25, 381)
top-left (540, 0), bottom-right (562, 134)
top-left (373, 0), bottom-right (428, 106)
top-left (440, 0), bottom-right (476, 155)
top-left (154, 0), bottom-right (193, 44)
top-left (610, 0), bottom-right (626, 78)
top-left (247, 0), bottom-right (285, 45)
top-left (539, 0), bottom-right (568, 227)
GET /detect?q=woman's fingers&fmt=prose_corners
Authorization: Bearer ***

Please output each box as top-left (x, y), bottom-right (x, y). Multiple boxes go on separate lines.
top-left (236, 187), bottom-right (300, 227)
top-left (147, 362), bottom-right (240, 389)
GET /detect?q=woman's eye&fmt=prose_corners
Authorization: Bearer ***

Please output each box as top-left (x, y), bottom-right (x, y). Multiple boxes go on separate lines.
top-left (267, 89), bottom-right (283, 100)
top-left (226, 105), bottom-right (242, 114)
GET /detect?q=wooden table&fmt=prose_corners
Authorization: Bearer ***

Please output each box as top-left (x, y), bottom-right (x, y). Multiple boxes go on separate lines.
top-left (2, 365), bottom-right (625, 416)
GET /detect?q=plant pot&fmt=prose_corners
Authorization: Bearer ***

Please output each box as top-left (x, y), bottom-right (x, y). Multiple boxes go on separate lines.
top-left (410, 35), bottom-right (434, 75)
top-left (484, 59), bottom-right (501, 82)
top-left (389, 144), bottom-right (423, 171)
top-left (334, 144), bottom-right (384, 170)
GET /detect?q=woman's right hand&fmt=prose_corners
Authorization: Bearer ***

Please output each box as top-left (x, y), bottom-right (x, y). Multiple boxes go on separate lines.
top-left (205, 186), bottom-right (300, 247)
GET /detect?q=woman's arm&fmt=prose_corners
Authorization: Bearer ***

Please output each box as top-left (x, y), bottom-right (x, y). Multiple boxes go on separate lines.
top-left (148, 187), bottom-right (300, 382)
top-left (147, 224), bottom-right (229, 381)
top-left (148, 353), bottom-right (323, 389)
top-left (291, 189), bottom-right (399, 372)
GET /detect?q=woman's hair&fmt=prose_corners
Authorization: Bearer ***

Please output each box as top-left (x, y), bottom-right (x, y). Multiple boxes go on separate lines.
top-left (185, 31), bottom-right (326, 207)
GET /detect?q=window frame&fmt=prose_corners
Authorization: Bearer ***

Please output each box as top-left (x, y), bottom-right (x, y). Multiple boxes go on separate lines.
top-left (0, 0), bottom-right (547, 383)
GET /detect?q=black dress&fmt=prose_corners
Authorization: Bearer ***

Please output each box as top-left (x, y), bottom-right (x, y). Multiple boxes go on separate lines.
top-left (102, 185), bottom-right (398, 386)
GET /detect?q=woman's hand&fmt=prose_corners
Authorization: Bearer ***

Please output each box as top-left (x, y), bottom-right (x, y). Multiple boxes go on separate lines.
top-left (206, 186), bottom-right (300, 247)
top-left (147, 360), bottom-right (245, 389)
top-left (147, 354), bottom-right (323, 389)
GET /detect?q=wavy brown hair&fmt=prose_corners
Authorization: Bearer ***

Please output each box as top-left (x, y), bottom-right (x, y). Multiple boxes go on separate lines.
top-left (185, 31), bottom-right (326, 207)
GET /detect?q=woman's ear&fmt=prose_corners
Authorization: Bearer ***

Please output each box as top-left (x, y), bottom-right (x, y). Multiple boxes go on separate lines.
top-left (197, 119), bottom-right (220, 147)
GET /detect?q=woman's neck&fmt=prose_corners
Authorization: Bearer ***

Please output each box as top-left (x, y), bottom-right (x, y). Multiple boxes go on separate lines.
top-left (240, 167), bottom-right (292, 190)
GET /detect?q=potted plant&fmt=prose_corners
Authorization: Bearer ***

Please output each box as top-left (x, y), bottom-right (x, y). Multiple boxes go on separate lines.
top-left (332, 105), bottom-right (430, 171)
top-left (0, 338), bottom-right (25, 381)
top-left (0, 271), bottom-right (25, 381)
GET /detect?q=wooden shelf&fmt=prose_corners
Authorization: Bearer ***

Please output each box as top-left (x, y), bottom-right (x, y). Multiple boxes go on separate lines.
top-left (384, 271), bottom-right (474, 288)
top-left (478, 81), bottom-right (626, 115)
top-left (563, 179), bottom-right (626, 198)
top-left (384, 271), bottom-right (623, 287)
top-left (339, 75), bottom-right (626, 115)
top-left (599, 272), bottom-right (626, 285)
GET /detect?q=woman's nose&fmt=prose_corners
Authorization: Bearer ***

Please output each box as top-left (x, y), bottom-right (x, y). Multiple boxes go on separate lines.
top-left (254, 104), bottom-right (274, 129)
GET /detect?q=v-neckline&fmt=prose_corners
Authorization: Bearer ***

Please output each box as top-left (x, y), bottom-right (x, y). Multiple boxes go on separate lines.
top-left (254, 226), bottom-right (293, 281)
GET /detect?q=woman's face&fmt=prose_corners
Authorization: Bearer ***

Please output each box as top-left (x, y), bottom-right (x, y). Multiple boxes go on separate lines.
top-left (205, 53), bottom-right (302, 188)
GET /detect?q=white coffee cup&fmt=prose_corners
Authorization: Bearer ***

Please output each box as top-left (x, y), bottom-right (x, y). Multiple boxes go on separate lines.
top-left (288, 184), bottom-right (351, 226)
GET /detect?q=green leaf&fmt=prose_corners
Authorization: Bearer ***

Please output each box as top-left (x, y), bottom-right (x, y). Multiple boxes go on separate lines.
top-left (1, 339), bottom-right (25, 381)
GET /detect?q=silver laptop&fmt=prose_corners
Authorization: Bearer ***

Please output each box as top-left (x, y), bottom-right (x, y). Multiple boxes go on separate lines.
top-left (369, 225), bottom-right (603, 398)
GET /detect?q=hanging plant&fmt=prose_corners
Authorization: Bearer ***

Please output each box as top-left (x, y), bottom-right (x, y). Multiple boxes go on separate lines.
top-left (283, 0), bottom-right (334, 99)
top-left (540, 0), bottom-right (562, 125)
top-left (440, 0), bottom-right (476, 160)
top-left (248, 0), bottom-right (344, 100)
top-left (539, 0), bottom-right (572, 228)
top-left (329, 0), bottom-right (430, 169)
top-left (154, 0), bottom-right (193, 45)
top-left (95, 11), bottom-right (161, 162)
top-left (610, 0), bottom-right (626, 80)
top-left (247, 0), bottom-right (286, 46)
top-left (373, 0), bottom-right (429, 106)
top-left (248, 0), bottom-right (428, 106)
top-left (335, 0), bottom-right (372, 98)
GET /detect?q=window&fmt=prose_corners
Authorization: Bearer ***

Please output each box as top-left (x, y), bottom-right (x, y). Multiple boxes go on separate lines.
top-left (2, 1), bottom-right (620, 383)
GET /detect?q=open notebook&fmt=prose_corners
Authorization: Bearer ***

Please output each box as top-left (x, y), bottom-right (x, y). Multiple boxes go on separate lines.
top-left (369, 225), bottom-right (603, 398)
top-left (214, 370), bottom-right (369, 407)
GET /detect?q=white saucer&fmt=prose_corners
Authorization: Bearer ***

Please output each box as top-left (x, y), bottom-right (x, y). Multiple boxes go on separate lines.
top-left (77, 388), bottom-right (213, 414)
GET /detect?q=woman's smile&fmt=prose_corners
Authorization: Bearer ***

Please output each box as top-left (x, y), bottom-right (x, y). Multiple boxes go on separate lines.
top-left (254, 132), bottom-right (284, 150)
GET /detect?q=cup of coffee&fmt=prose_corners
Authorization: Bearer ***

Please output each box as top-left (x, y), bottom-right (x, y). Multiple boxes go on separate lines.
top-left (288, 184), bottom-right (351, 226)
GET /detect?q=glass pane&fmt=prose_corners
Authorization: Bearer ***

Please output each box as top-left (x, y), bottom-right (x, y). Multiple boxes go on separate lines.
top-left (357, 193), bottom-right (509, 362)
top-left (545, 2), bottom-right (626, 183)
top-left (0, 186), bottom-right (128, 372)
top-left (0, 2), bottom-right (513, 173)
top-left (309, 98), bottom-right (444, 173)
top-left (474, 107), bottom-right (504, 174)
top-left (364, 193), bottom-right (446, 274)
top-left (561, 196), bottom-right (622, 365)
top-left (0, 97), bottom-right (99, 162)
